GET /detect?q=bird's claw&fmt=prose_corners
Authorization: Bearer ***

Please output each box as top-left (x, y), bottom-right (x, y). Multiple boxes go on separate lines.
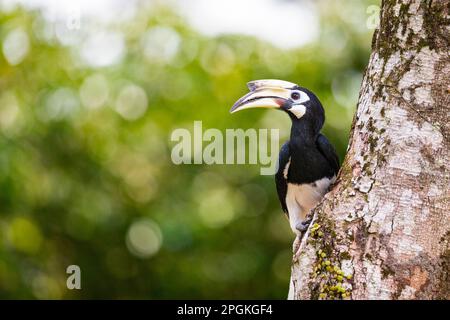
top-left (295, 218), bottom-right (312, 233)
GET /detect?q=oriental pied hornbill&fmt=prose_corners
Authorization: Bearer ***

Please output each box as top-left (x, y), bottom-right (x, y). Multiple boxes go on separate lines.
top-left (230, 79), bottom-right (339, 253)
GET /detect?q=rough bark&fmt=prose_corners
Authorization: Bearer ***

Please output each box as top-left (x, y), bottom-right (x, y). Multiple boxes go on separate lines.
top-left (289, 0), bottom-right (449, 300)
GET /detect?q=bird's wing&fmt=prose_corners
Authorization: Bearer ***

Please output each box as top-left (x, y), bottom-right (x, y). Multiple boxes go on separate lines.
top-left (316, 134), bottom-right (340, 175)
top-left (275, 141), bottom-right (290, 215)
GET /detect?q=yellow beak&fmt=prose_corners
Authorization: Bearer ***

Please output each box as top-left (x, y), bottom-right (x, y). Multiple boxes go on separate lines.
top-left (230, 79), bottom-right (297, 113)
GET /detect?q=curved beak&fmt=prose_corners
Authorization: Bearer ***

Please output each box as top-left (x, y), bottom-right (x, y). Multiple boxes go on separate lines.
top-left (230, 79), bottom-right (296, 114)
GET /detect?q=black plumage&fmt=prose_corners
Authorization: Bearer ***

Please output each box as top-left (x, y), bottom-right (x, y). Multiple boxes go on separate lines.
top-left (231, 79), bottom-right (340, 242)
top-left (275, 86), bottom-right (339, 224)
top-left (275, 133), bottom-right (339, 217)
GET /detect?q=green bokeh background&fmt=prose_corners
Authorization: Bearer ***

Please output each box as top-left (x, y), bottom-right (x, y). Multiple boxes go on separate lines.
top-left (0, 0), bottom-right (378, 299)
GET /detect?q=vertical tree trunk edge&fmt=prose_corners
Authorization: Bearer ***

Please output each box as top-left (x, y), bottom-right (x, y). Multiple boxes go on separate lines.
top-left (289, 0), bottom-right (449, 300)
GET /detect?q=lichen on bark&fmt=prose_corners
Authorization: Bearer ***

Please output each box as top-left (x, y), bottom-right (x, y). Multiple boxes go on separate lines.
top-left (289, 0), bottom-right (450, 300)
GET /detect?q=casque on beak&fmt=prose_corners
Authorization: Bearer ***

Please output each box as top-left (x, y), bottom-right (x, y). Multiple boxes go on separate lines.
top-left (230, 79), bottom-right (297, 114)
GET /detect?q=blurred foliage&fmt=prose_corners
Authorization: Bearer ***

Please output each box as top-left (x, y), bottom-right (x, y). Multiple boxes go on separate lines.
top-left (0, 0), bottom-right (378, 299)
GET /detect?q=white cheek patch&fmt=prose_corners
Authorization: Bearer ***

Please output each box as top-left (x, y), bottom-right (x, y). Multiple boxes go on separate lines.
top-left (289, 104), bottom-right (306, 119)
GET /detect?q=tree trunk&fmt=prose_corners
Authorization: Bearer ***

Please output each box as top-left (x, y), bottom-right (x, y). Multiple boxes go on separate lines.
top-left (289, 0), bottom-right (449, 300)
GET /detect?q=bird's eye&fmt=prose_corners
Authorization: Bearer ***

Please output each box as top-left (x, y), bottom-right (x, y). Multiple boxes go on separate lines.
top-left (291, 91), bottom-right (301, 100)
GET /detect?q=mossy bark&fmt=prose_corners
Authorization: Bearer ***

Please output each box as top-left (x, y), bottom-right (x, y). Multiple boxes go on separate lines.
top-left (289, 0), bottom-right (449, 300)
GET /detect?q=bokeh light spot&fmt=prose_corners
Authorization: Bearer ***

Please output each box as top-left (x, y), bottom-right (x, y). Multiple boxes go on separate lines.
top-left (2, 28), bottom-right (29, 65)
top-left (115, 83), bottom-right (148, 120)
top-left (7, 217), bottom-right (43, 254)
top-left (170, 36), bottom-right (198, 68)
top-left (0, 92), bottom-right (21, 134)
top-left (32, 273), bottom-right (62, 299)
top-left (81, 31), bottom-right (125, 67)
top-left (199, 188), bottom-right (236, 228)
top-left (200, 42), bottom-right (235, 75)
top-left (141, 26), bottom-right (181, 64)
top-left (54, 19), bottom-right (83, 46)
top-left (39, 87), bottom-right (80, 121)
top-left (126, 219), bottom-right (163, 258)
top-left (79, 73), bottom-right (109, 109)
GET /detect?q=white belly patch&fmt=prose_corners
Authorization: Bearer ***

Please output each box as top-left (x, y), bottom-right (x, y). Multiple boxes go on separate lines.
top-left (286, 176), bottom-right (335, 234)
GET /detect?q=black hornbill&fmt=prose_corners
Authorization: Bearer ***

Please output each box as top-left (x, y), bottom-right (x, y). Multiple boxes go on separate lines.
top-left (230, 79), bottom-right (339, 253)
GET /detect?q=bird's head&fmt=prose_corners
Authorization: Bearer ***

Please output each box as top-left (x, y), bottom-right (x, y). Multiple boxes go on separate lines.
top-left (230, 79), bottom-right (325, 133)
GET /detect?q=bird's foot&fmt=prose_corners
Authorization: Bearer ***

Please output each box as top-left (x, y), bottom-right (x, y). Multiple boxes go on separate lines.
top-left (295, 218), bottom-right (312, 233)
